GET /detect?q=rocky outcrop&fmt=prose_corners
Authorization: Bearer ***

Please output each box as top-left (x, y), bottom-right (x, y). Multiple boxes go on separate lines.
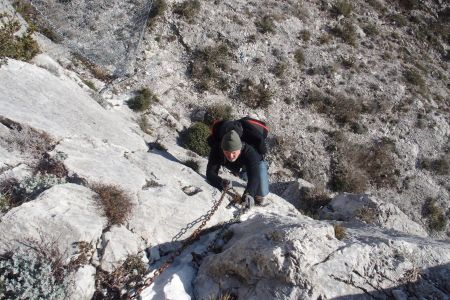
top-left (320, 193), bottom-right (428, 237)
top-left (194, 209), bottom-right (450, 300)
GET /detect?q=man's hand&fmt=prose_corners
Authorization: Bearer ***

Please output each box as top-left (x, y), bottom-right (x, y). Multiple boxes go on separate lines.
top-left (221, 179), bottom-right (232, 190)
top-left (243, 194), bottom-right (254, 209)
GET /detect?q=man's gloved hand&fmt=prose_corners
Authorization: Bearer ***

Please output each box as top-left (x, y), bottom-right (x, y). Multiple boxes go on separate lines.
top-left (221, 179), bottom-right (232, 190)
top-left (243, 194), bottom-right (254, 209)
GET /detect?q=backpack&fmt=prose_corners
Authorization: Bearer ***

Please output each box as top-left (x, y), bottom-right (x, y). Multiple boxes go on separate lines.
top-left (207, 117), bottom-right (269, 155)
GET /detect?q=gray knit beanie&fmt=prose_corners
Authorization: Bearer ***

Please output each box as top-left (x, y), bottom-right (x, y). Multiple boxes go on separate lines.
top-left (221, 130), bottom-right (242, 152)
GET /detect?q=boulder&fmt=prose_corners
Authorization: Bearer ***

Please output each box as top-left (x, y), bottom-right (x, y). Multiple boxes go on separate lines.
top-left (0, 183), bottom-right (107, 258)
top-left (319, 193), bottom-right (428, 237)
top-left (99, 225), bottom-right (146, 273)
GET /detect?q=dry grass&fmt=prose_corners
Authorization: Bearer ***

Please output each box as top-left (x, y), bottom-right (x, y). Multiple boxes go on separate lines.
top-left (173, 0), bottom-right (201, 23)
top-left (90, 183), bottom-right (133, 226)
top-left (331, 0), bottom-right (352, 17)
top-left (189, 44), bottom-right (231, 92)
top-left (299, 187), bottom-right (332, 217)
top-left (94, 254), bottom-right (147, 299)
top-left (236, 78), bottom-right (272, 108)
top-left (0, 118), bottom-right (54, 160)
top-left (183, 159), bottom-right (200, 173)
top-left (334, 224), bottom-right (347, 240)
top-left (422, 198), bottom-right (447, 232)
top-left (354, 206), bottom-right (378, 224)
top-left (255, 14), bottom-right (276, 34)
top-left (331, 20), bottom-right (357, 46)
top-left (203, 104), bottom-right (233, 125)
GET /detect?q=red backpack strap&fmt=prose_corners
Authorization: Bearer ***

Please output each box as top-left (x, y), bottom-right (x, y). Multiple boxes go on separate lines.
top-left (244, 119), bottom-right (269, 133)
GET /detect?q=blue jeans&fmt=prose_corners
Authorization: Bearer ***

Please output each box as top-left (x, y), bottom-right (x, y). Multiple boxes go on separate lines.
top-left (239, 160), bottom-right (269, 197)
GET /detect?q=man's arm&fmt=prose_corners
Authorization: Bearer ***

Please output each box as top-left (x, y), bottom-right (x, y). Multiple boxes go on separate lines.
top-left (206, 147), bottom-right (224, 190)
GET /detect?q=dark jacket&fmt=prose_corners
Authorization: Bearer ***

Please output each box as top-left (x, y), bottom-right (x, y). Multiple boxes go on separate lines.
top-left (206, 143), bottom-right (263, 197)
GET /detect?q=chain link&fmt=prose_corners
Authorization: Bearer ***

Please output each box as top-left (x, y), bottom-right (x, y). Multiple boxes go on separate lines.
top-left (127, 188), bottom-right (234, 299)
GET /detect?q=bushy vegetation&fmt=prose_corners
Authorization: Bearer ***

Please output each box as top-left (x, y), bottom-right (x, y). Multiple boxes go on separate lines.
top-left (255, 15), bottom-right (275, 34)
top-left (0, 13), bottom-right (40, 64)
top-left (127, 88), bottom-right (159, 112)
top-left (182, 122), bottom-right (210, 157)
top-left (189, 44), bottom-right (231, 92)
top-left (183, 159), bottom-right (200, 173)
top-left (331, 0), bottom-right (352, 17)
top-left (93, 254), bottom-right (147, 299)
top-left (419, 155), bottom-right (450, 175)
top-left (298, 30), bottom-right (311, 42)
top-left (0, 173), bottom-right (65, 211)
top-left (334, 224), bottom-right (347, 240)
top-left (0, 121), bottom-right (54, 160)
top-left (294, 49), bottom-right (305, 65)
top-left (147, 0), bottom-right (167, 30)
top-left (422, 198), bottom-right (447, 232)
top-left (173, 0), bottom-right (201, 23)
top-left (91, 183), bottom-right (134, 226)
top-left (0, 241), bottom-right (71, 299)
top-left (236, 78), bottom-right (272, 109)
top-left (331, 20), bottom-right (357, 46)
top-left (12, 0), bottom-right (61, 42)
top-left (299, 187), bottom-right (332, 218)
top-left (354, 206), bottom-right (378, 224)
top-left (270, 62), bottom-right (287, 78)
top-left (203, 104), bottom-right (233, 125)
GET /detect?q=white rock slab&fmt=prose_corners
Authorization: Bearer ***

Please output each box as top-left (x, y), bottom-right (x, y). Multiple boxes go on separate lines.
top-left (319, 193), bottom-right (428, 237)
top-left (0, 183), bottom-right (107, 258)
top-left (99, 225), bottom-right (146, 273)
top-left (69, 265), bottom-right (96, 300)
top-left (0, 59), bottom-right (146, 152)
top-left (55, 137), bottom-right (147, 192)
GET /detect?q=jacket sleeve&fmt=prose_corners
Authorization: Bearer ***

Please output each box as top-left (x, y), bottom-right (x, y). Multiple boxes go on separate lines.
top-left (206, 147), bottom-right (223, 190)
top-left (243, 147), bottom-right (262, 197)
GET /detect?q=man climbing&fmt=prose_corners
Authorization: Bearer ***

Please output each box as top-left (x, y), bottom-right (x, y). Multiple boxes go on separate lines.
top-left (206, 119), bottom-right (270, 208)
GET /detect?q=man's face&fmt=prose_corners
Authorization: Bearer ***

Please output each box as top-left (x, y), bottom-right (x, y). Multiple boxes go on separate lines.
top-left (223, 149), bottom-right (241, 162)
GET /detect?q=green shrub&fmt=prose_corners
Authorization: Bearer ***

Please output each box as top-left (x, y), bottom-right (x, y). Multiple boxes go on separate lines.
top-left (203, 104), bottom-right (233, 125)
top-left (331, 0), bottom-right (352, 17)
top-left (397, 0), bottom-right (420, 10)
top-left (190, 44), bottom-right (230, 92)
top-left (0, 13), bottom-right (40, 64)
top-left (420, 156), bottom-right (450, 175)
top-left (0, 241), bottom-right (70, 299)
top-left (294, 49), bottom-right (305, 65)
top-left (255, 15), bottom-right (275, 34)
top-left (334, 224), bottom-right (347, 240)
top-left (127, 88), bottom-right (158, 112)
top-left (367, 0), bottom-right (387, 13)
top-left (299, 187), bottom-right (332, 217)
top-left (0, 194), bottom-right (9, 213)
top-left (299, 30), bottom-right (311, 42)
top-left (173, 0), bottom-right (201, 23)
top-left (147, 0), bottom-right (167, 30)
top-left (363, 23), bottom-right (379, 36)
top-left (389, 14), bottom-right (408, 26)
top-left (404, 68), bottom-right (425, 89)
top-left (270, 61), bottom-right (287, 78)
top-left (183, 159), bottom-right (200, 173)
top-left (183, 122), bottom-right (211, 157)
top-left (91, 183), bottom-right (134, 226)
top-left (331, 20), bottom-right (357, 46)
top-left (422, 198), bottom-right (447, 232)
top-left (237, 78), bottom-right (272, 109)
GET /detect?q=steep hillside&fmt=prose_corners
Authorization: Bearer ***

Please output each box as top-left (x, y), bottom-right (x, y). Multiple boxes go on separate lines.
top-left (0, 0), bottom-right (449, 299)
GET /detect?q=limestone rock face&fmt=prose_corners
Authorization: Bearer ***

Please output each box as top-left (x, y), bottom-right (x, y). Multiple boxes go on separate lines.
top-left (319, 193), bottom-right (428, 237)
top-left (0, 183), bottom-right (107, 258)
top-left (99, 225), bottom-right (146, 273)
top-left (0, 59), bottom-right (146, 152)
top-left (194, 210), bottom-right (450, 300)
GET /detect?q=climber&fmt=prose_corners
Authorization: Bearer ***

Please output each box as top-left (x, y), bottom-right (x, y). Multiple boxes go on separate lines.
top-left (206, 120), bottom-right (270, 208)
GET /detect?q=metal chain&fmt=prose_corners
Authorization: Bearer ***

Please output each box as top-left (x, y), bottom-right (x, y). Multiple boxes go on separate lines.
top-left (127, 188), bottom-right (232, 300)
